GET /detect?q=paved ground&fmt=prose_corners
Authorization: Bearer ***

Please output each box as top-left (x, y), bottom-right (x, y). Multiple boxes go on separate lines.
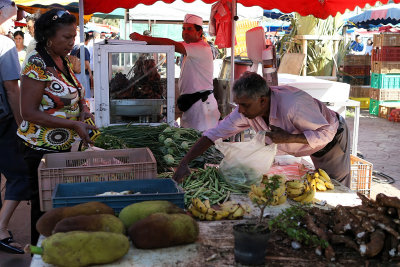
top-left (0, 109), bottom-right (399, 266)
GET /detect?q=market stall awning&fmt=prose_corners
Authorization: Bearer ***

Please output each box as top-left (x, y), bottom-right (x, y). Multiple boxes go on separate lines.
top-left (15, 0), bottom-right (92, 23)
top-left (348, 4), bottom-right (400, 28)
top-left (83, 0), bottom-right (400, 19)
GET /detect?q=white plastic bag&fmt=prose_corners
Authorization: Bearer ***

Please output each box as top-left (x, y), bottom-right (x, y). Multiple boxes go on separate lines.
top-left (215, 131), bottom-right (277, 189)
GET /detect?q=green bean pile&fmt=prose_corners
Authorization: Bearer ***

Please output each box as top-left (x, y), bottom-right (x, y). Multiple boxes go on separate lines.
top-left (95, 124), bottom-right (223, 172)
top-left (181, 167), bottom-right (244, 208)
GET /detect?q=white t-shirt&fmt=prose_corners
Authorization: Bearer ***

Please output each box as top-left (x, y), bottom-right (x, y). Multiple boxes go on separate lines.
top-left (178, 40), bottom-right (213, 94)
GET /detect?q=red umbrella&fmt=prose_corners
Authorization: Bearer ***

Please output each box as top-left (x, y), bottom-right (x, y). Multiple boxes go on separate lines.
top-left (83, 0), bottom-right (400, 18)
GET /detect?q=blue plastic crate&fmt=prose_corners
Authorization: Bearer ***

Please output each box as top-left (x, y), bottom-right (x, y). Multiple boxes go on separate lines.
top-left (370, 72), bottom-right (400, 89)
top-left (52, 179), bottom-right (185, 213)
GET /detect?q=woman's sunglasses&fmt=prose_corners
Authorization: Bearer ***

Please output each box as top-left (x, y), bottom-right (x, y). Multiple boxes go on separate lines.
top-left (52, 10), bottom-right (70, 21)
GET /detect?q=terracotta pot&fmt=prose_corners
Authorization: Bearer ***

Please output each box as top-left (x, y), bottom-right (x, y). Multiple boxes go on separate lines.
top-left (233, 223), bottom-right (270, 265)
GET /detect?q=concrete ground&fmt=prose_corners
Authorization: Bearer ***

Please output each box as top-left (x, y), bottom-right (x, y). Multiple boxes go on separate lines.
top-left (0, 109), bottom-right (399, 267)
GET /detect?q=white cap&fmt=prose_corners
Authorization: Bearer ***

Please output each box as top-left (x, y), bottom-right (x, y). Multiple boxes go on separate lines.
top-left (183, 14), bottom-right (203, 26)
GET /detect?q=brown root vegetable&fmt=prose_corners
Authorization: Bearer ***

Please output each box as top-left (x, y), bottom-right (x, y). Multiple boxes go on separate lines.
top-left (387, 207), bottom-right (397, 217)
top-left (376, 193), bottom-right (400, 209)
top-left (333, 205), bottom-right (361, 234)
top-left (375, 222), bottom-right (400, 240)
top-left (359, 230), bottom-right (385, 257)
top-left (357, 192), bottom-right (376, 207)
top-left (304, 213), bottom-right (335, 261)
top-left (330, 234), bottom-right (358, 251)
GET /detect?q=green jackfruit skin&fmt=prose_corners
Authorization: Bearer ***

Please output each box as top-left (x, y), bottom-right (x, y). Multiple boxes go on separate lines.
top-left (37, 202), bottom-right (115, 236)
top-left (41, 231), bottom-right (129, 267)
top-left (53, 214), bottom-right (125, 234)
top-left (118, 200), bottom-right (184, 228)
top-left (128, 213), bottom-right (199, 249)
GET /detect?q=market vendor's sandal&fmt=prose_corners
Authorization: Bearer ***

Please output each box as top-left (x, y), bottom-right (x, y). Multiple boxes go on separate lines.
top-left (0, 234), bottom-right (24, 254)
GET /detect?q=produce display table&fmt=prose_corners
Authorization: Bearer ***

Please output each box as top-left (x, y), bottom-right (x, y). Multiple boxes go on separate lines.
top-left (30, 181), bottom-right (361, 267)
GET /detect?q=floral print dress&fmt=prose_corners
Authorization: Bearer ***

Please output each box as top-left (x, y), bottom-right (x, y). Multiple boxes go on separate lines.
top-left (17, 50), bottom-right (84, 152)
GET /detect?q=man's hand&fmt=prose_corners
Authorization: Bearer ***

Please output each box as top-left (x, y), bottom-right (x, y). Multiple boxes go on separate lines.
top-left (173, 163), bottom-right (191, 184)
top-left (265, 125), bottom-right (308, 144)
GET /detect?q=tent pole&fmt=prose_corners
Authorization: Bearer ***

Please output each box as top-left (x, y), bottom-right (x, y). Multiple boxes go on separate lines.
top-left (78, 0), bottom-right (88, 98)
top-left (230, 0), bottom-right (237, 103)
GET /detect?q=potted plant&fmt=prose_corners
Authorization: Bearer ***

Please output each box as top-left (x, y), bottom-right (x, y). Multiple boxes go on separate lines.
top-left (233, 175), bottom-right (283, 265)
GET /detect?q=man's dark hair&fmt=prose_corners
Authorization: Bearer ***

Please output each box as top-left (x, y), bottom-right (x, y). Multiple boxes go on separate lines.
top-left (26, 12), bottom-right (40, 23)
top-left (355, 34), bottom-right (360, 39)
top-left (233, 72), bottom-right (270, 99)
top-left (34, 8), bottom-right (76, 47)
top-left (13, 30), bottom-right (24, 39)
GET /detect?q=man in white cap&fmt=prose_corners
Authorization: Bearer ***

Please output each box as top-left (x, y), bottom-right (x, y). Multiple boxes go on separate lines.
top-left (130, 14), bottom-right (220, 132)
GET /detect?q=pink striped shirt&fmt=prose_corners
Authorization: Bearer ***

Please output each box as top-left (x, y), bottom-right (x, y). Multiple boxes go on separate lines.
top-left (204, 85), bottom-right (339, 157)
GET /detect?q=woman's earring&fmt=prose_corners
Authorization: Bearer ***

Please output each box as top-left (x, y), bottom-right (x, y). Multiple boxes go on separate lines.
top-left (46, 40), bottom-right (53, 48)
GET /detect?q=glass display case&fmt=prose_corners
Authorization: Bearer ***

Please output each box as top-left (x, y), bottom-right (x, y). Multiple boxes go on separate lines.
top-left (93, 40), bottom-right (175, 127)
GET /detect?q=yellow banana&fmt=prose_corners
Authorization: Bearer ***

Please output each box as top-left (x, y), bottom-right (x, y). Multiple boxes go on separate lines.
top-left (204, 199), bottom-right (211, 209)
top-left (315, 177), bottom-right (325, 184)
top-left (192, 198), bottom-right (207, 213)
top-left (286, 187), bottom-right (304, 196)
top-left (316, 181), bottom-right (327, 191)
top-left (215, 210), bottom-right (230, 219)
top-left (251, 184), bottom-right (265, 197)
top-left (188, 205), bottom-right (205, 220)
top-left (205, 214), bottom-right (215, 221)
top-left (313, 172), bottom-right (320, 179)
top-left (293, 187), bottom-right (312, 202)
top-left (310, 179), bottom-right (317, 193)
top-left (277, 194), bottom-right (287, 205)
top-left (221, 202), bottom-right (240, 213)
top-left (227, 205), bottom-right (245, 219)
top-left (286, 180), bottom-right (305, 189)
top-left (192, 198), bottom-right (217, 215)
top-left (324, 181), bottom-right (335, 190)
top-left (273, 185), bottom-right (286, 197)
top-left (306, 173), bottom-right (313, 184)
top-left (300, 189), bottom-right (315, 204)
top-left (318, 168), bottom-right (331, 182)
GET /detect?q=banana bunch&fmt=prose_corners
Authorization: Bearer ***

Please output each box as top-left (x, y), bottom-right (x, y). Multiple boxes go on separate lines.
top-left (249, 181), bottom-right (287, 206)
top-left (316, 168), bottom-right (335, 190)
top-left (188, 198), bottom-right (249, 220)
top-left (286, 168), bottom-right (334, 204)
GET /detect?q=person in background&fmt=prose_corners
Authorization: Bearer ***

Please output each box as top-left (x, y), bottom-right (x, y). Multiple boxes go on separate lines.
top-left (130, 14), bottom-right (220, 132)
top-left (71, 32), bottom-right (93, 98)
top-left (173, 72), bottom-right (351, 188)
top-left (349, 34), bottom-right (365, 55)
top-left (365, 38), bottom-right (373, 55)
top-left (17, 8), bottom-right (96, 244)
top-left (13, 30), bottom-right (26, 66)
top-left (0, 0), bottom-right (30, 254)
top-left (24, 12), bottom-right (39, 58)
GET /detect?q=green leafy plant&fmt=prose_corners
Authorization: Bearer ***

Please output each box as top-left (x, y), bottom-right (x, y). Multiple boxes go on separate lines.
top-left (268, 206), bottom-right (329, 248)
top-left (249, 175), bottom-right (281, 225)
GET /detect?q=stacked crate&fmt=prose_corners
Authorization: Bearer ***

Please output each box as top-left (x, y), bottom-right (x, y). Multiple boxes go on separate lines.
top-left (370, 33), bottom-right (400, 117)
top-left (349, 85), bottom-right (371, 109)
top-left (342, 55), bottom-right (371, 86)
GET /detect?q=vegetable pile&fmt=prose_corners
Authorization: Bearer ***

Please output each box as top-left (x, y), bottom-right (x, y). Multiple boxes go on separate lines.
top-left (181, 167), bottom-right (243, 208)
top-left (270, 193), bottom-right (400, 262)
top-left (94, 124), bottom-right (223, 172)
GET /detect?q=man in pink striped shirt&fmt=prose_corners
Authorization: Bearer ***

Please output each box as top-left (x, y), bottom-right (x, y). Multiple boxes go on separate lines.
top-left (173, 72), bottom-right (350, 187)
